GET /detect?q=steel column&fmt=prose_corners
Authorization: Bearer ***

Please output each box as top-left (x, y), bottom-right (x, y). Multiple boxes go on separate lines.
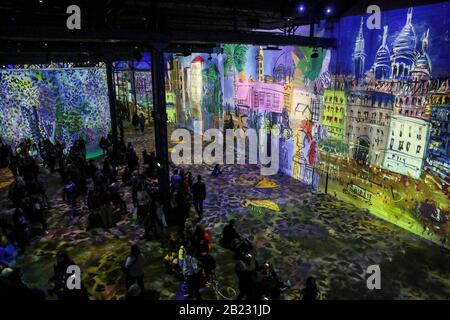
top-left (151, 47), bottom-right (171, 218)
top-left (105, 59), bottom-right (118, 146)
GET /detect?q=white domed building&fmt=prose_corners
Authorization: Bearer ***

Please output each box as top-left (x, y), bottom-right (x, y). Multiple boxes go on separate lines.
top-left (371, 26), bottom-right (392, 80)
top-left (410, 29), bottom-right (432, 81)
top-left (391, 8), bottom-right (417, 80)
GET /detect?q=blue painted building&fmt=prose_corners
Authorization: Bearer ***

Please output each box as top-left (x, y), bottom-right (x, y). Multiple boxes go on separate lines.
top-left (426, 93), bottom-right (450, 179)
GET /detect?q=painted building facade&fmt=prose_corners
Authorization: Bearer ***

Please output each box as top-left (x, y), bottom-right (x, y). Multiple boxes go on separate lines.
top-left (164, 2), bottom-right (450, 242)
top-left (383, 114), bottom-right (430, 178)
top-left (426, 93), bottom-right (450, 179)
top-left (320, 89), bottom-right (347, 153)
top-left (346, 90), bottom-right (394, 166)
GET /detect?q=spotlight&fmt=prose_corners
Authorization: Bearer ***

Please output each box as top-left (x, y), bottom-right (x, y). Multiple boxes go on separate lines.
top-left (298, 5), bottom-right (305, 13)
top-left (325, 7), bottom-right (332, 15)
top-left (38, 0), bottom-right (43, 3)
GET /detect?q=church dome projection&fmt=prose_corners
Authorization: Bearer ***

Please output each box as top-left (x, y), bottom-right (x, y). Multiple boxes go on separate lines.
top-left (411, 29), bottom-right (432, 80)
top-left (391, 8), bottom-right (417, 79)
top-left (372, 26), bottom-right (392, 80)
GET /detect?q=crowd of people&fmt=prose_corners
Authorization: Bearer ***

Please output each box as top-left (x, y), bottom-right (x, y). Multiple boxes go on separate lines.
top-left (0, 122), bottom-right (319, 300)
top-left (0, 138), bottom-right (51, 256)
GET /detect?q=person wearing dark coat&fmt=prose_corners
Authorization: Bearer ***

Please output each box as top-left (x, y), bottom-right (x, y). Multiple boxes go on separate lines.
top-left (192, 175), bottom-right (206, 218)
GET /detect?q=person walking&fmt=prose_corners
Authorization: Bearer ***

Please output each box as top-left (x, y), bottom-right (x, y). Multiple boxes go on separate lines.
top-left (192, 175), bottom-right (206, 218)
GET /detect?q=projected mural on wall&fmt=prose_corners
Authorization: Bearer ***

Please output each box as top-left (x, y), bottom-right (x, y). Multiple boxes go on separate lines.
top-left (167, 2), bottom-right (450, 245)
top-left (0, 68), bottom-right (111, 152)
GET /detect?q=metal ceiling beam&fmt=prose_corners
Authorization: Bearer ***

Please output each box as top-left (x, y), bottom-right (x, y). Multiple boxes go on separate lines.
top-left (0, 28), bottom-right (336, 48)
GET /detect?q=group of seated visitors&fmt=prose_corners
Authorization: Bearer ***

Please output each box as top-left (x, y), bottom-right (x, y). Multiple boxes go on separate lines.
top-left (221, 219), bottom-right (319, 300)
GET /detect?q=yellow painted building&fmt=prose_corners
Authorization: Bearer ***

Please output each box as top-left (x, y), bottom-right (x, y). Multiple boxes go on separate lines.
top-left (320, 89), bottom-right (347, 141)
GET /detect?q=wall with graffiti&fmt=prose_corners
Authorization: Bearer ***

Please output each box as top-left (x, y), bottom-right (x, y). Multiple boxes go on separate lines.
top-left (0, 68), bottom-right (111, 151)
top-left (166, 2), bottom-right (450, 244)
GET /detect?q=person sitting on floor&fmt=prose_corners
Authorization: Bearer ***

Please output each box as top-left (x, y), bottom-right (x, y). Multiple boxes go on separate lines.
top-left (0, 267), bottom-right (46, 300)
top-left (211, 164), bottom-right (223, 177)
top-left (222, 219), bottom-right (240, 249)
top-left (0, 236), bottom-right (17, 267)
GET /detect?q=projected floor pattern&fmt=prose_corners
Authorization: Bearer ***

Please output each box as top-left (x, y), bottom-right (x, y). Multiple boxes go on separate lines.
top-left (1, 126), bottom-right (449, 300)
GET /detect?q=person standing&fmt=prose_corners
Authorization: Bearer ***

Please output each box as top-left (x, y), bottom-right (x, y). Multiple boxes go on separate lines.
top-left (192, 175), bottom-right (206, 218)
top-left (170, 169), bottom-right (182, 193)
top-left (136, 186), bottom-right (151, 222)
top-left (63, 178), bottom-right (78, 209)
top-left (98, 186), bottom-right (113, 228)
top-left (235, 253), bottom-right (256, 300)
top-left (139, 113), bottom-right (145, 133)
top-left (301, 277), bottom-right (319, 301)
top-left (182, 246), bottom-right (202, 300)
top-left (132, 112), bottom-right (139, 132)
top-left (123, 245), bottom-right (145, 294)
top-left (154, 198), bottom-right (168, 229)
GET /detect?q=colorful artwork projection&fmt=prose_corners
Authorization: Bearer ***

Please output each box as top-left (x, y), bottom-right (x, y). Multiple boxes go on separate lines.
top-left (0, 68), bottom-right (111, 151)
top-left (167, 2), bottom-right (450, 245)
top-left (114, 55), bottom-right (156, 122)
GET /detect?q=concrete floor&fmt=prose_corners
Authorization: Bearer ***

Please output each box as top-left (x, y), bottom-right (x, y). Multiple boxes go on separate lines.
top-left (1, 125), bottom-right (449, 300)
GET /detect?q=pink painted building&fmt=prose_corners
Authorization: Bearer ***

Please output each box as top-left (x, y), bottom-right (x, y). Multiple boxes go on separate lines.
top-left (236, 81), bottom-right (284, 113)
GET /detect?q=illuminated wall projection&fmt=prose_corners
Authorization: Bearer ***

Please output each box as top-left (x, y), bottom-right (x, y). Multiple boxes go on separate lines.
top-left (167, 3), bottom-right (450, 245)
top-left (114, 55), bottom-right (155, 122)
top-left (0, 68), bottom-right (111, 150)
top-left (167, 54), bottom-right (224, 132)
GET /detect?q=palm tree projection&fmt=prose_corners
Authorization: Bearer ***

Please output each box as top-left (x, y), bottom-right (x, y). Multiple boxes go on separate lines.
top-left (223, 44), bottom-right (249, 105)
